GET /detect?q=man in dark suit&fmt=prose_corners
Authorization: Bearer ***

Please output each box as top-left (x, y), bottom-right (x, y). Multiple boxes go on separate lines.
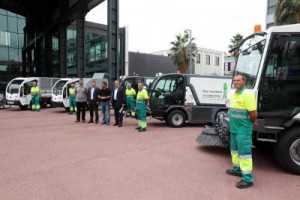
top-left (112, 80), bottom-right (125, 127)
top-left (87, 80), bottom-right (100, 124)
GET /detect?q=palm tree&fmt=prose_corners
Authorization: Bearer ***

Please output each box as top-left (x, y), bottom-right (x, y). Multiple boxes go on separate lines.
top-left (170, 33), bottom-right (197, 73)
top-left (275, 0), bottom-right (300, 25)
top-left (228, 33), bottom-right (243, 59)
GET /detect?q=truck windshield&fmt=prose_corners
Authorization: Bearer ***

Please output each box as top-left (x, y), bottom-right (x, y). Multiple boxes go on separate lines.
top-left (234, 39), bottom-right (266, 88)
top-left (53, 80), bottom-right (68, 95)
top-left (7, 79), bottom-right (24, 94)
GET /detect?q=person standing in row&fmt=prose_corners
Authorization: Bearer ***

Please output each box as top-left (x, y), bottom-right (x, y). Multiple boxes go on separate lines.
top-left (136, 83), bottom-right (149, 132)
top-left (31, 81), bottom-right (40, 112)
top-left (125, 83), bottom-right (136, 117)
top-left (226, 74), bottom-right (257, 189)
top-left (112, 80), bottom-right (125, 127)
top-left (68, 83), bottom-right (77, 114)
top-left (76, 79), bottom-right (87, 123)
top-left (87, 80), bottom-right (100, 124)
top-left (99, 81), bottom-right (111, 125)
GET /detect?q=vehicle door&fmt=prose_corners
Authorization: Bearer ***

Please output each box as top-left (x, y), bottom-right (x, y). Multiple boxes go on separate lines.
top-left (150, 75), bottom-right (185, 110)
top-left (20, 79), bottom-right (37, 105)
top-left (258, 34), bottom-right (300, 125)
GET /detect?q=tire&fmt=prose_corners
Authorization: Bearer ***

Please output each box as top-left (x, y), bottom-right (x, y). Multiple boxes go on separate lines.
top-left (167, 110), bottom-right (186, 128)
top-left (19, 105), bottom-right (28, 110)
top-left (215, 109), bottom-right (228, 124)
top-left (40, 102), bottom-right (47, 108)
top-left (274, 127), bottom-right (300, 175)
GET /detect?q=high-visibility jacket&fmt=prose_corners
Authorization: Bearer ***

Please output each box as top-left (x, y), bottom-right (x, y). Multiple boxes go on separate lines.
top-left (69, 88), bottom-right (76, 97)
top-left (31, 86), bottom-right (40, 96)
top-left (125, 88), bottom-right (136, 97)
top-left (229, 87), bottom-right (256, 134)
top-left (136, 89), bottom-right (149, 110)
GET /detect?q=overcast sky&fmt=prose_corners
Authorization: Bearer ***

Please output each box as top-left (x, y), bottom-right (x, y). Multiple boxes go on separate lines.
top-left (86, 0), bottom-right (267, 53)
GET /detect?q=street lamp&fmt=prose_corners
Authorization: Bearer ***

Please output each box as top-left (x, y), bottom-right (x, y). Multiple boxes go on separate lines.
top-left (184, 29), bottom-right (193, 74)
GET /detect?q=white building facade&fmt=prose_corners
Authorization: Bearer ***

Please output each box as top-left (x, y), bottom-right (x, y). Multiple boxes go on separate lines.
top-left (152, 47), bottom-right (225, 76)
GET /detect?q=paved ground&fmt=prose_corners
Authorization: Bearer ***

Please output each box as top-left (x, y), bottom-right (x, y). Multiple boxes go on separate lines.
top-left (0, 107), bottom-right (299, 200)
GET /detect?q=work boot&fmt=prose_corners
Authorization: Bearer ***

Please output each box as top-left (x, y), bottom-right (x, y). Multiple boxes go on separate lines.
top-left (138, 128), bottom-right (146, 132)
top-left (135, 126), bottom-right (141, 130)
top-left (236, 180), bottom-right (253, 189)
top-left (226, 169), bottom-right (242, 177)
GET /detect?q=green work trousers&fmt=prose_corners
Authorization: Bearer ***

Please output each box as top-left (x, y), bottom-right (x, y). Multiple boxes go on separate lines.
top-left (230, 132), bottom-right (254, 183)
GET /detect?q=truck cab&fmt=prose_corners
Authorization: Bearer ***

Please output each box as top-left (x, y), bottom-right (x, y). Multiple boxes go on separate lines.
top-left (6, 77), bottom-right (38, 109)
top-left (51, 78), bottom-right (72, 108)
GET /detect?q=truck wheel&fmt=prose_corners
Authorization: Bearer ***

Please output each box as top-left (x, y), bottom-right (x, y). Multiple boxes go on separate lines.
top-left (274, 127), bottom-right (300, 174)
top-left (167, 110), bottom-right (186, 128)
top-left (40, 102), bottom-right (47, 108)
top-left (19, 105), bottom-right (28, 110)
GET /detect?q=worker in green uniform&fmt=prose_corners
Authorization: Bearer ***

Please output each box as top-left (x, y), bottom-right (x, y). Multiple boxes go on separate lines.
top-left (226, 74), bottom-right (257, 189)
top-left (125, 83), bottom-right (136, 117)
top-left (69, 83), bottom-right (77, 114)
top-left (31, 81), bottom-right (40, 112)
top-left (135, 83), bottom-right (149, 132)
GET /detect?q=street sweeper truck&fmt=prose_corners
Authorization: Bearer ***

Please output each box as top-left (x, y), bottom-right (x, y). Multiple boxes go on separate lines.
top-left (197, 24), bottom-right (300, 174)
top-left (148, 73), bottom-right (232, 127)
top-left (6, 77), bottom-right (60, 109)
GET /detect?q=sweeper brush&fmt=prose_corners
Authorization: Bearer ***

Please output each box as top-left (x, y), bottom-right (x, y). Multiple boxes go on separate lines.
top-left (196, 126), bottom-right (225, 146)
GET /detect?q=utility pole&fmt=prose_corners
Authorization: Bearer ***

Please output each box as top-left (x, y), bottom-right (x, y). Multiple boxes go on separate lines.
top-left (185, 29), bottom-right (193, 74)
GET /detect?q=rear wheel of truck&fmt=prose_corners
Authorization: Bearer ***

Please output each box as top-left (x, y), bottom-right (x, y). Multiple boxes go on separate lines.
top-left (167, 110), bottom-right (186, 128)
top-left (40, 102), bottom-right (47, 108)
top-left (274, 127), bottom-right (300, 175)
top-left (19, 105), bottom-right (28, 110)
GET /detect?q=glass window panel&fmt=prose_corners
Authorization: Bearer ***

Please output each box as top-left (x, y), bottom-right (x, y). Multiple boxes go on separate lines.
top-left (17, 18), bottom-right (25, 33)
top-left (215, 56), bottom-right (220, 66)
top-left (0, 65), bottom-right (8, 71)
top-left (268, 0), bottom-right (277, 6)
top-left (18, 34), bottom-right (24, 48)
top-left (196, 54), bottom-right (200, 64)
top-left (0, 15), bottom-right (7, 31)
top-left (9, 48), bottom-right (19, 61)
top-left (0, 46), bottom-right (8, 60)
top-left (9, 33), bottom-right (18, 47)
top-left (7, 11), bottom-right (17, 17)
top-left (0, 9), bottom-right (7, 15)
top-left (8, 17), bottom-right (17, 33)
top-left (19, 49), bottom-right (22, 61)
top-left (206, 55), bottom-right (210, 65)
top-left (0, 31), bottom-right (9, 45)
